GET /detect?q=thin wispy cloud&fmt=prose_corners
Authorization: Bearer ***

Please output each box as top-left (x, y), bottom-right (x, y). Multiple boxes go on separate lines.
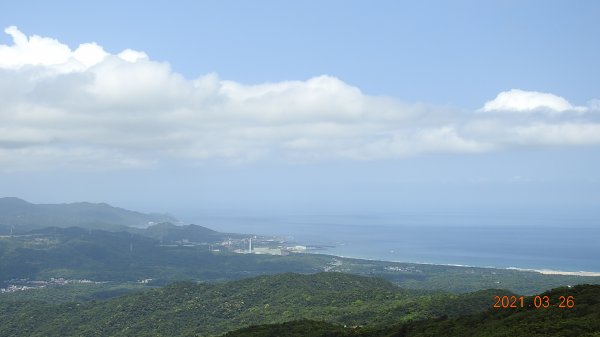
top-left (1, 27), bottom-right (599, 170)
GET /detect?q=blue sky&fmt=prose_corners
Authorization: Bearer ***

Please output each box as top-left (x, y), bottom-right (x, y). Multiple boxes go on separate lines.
top-left (2, 1), bottom-right (599, 105)
top-left (0, 1), bottom-right (599, 218)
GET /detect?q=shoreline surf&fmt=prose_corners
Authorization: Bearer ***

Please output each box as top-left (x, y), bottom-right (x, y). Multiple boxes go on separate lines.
top-left (315, 252), bottom-right (600, 277)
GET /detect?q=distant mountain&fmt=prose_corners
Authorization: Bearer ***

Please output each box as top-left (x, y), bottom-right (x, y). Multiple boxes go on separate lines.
top-left (0, 197), bottom-right (178, 231)
top-left (141, 222), bottom-right (228, 243)
top-left (0, 272), bottom-right (507, 336)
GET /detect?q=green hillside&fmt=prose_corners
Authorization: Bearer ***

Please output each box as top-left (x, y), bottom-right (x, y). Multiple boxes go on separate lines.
top-left (392, 283), bottom-right (600, 337)
top-left (0, 272), bottom-right (507, 337)
top-left (4, 273), bottom-right (598, 337)
top-left (138, 222), bottom-right (244, 243)
top-left (224, 284), bottom-right (600, 337)
top-left (0, 227), bottom-right (324, 282)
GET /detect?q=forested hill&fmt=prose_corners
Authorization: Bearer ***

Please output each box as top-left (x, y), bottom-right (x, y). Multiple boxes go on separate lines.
top-left (224, 284), bottom-right (600, 337)
top-left (3, 273), bottom-right (597, 336)
top-left (0, 197), bottom-right (177, 231)
top-left (0, 226), bottom-right (293, 282)
top-left (0, 198), bottom-right (240, 244)
top-left (140, 222), bottom-right (226, 242)
top-left (0, 272), bottom-right (511, 337)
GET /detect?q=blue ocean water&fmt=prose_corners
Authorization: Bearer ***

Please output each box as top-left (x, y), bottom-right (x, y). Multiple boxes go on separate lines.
top-left (187, 209), bottom-right (600, 272)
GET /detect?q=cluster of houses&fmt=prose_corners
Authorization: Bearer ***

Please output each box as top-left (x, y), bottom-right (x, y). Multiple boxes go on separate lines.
top-left (0, 277), bottom-right (97, 293)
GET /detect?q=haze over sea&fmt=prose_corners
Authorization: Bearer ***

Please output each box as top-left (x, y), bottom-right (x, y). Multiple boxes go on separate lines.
top-left (185, 207), bottom-right (600, 273)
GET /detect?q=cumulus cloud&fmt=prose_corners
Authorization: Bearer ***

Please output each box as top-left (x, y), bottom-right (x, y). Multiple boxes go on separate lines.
top-left (481, 89), bottom-right (587, 113)
top-left (0, 26), bottom-right (72, 68)
top-left (0, 27), bottom-right (599, 170)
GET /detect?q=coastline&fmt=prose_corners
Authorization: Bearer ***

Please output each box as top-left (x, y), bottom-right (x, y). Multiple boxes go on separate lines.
top-left (315, 252), bottom-right (600, 277)
top-left (506, 267), bottom-right (600, 277)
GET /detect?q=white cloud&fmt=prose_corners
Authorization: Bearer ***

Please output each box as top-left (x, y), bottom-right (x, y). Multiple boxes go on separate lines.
top-left (117, 49), bottom-right (148, 63)
top-left (341, 126), bottom-right (494, 160)
top-left (481, 89), bottom-right (586, 113)
top-left (0, 26), bottom-right (145, 72)
top-left (0, 27), bottom-right (599, 170)
top-left (72, 43), bottom-right (108, 68)
top-left (0, 26), bottom-right (71, 68)
top-left (510, 123), bottom-right (600, 145)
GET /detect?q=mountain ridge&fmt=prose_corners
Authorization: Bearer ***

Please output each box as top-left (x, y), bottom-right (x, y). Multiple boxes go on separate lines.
top-left (0, 197), bottom-right (178, 231)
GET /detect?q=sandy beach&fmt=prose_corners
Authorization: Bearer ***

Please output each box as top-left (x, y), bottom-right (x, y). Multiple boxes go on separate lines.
top-left (507, 267), bottom-right (600, 277)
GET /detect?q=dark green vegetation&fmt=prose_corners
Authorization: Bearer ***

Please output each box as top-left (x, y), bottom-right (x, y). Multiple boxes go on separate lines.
top-left (0, 226), bottom-right (324, 283)
top-left (3, 273), bottom-right (599, 337)
top-left (224, 320), bottom-right (356, 337)
top-left (0, 282), bottom-right (149, 303)
top-left (140, 222), bottom-right (234, 242)
top-left (0, 272), bottom-right (512, 337)
top-left (224, 284), bottom-right (600, 337)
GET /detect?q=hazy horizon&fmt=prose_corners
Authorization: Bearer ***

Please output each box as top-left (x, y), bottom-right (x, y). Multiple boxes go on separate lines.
top-left (1, 1), bottom-right (599, 222)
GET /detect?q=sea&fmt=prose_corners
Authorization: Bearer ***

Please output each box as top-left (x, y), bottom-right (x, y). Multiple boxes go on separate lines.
top-left (186, 208), bottom-right (600, 273)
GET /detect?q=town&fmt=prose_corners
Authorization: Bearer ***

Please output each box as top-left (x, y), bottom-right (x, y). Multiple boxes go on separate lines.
top-left (0, 278), bottom-right (102, 293)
